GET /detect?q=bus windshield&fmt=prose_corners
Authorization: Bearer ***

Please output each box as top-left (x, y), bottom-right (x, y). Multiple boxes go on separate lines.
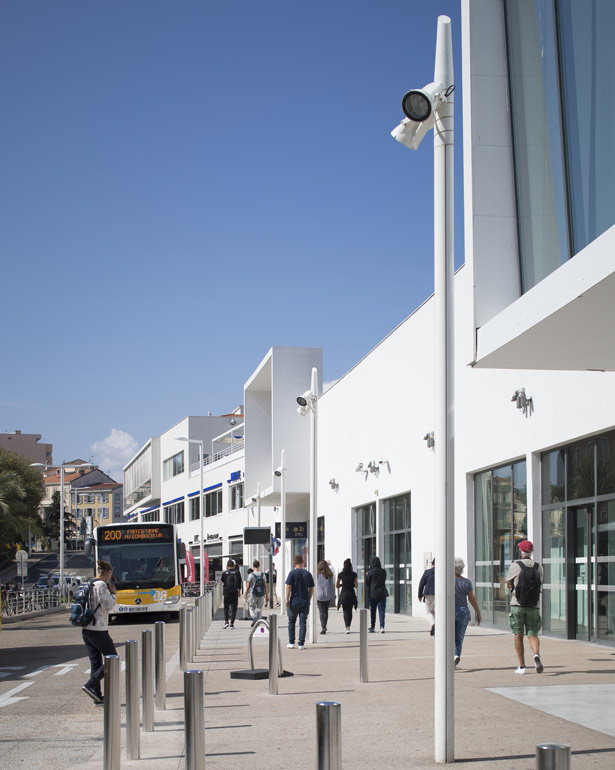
top-left (98, 542), bottom-right (176, 590)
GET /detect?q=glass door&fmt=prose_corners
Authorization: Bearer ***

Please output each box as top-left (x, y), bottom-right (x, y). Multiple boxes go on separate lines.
top-left (573, 506), bottom-right (592, 639)
top-left (596, 501), bottom-right (615, 643)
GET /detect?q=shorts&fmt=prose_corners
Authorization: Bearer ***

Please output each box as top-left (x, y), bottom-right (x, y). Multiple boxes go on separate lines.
top-left (509, 605), bottom-right (542, 636)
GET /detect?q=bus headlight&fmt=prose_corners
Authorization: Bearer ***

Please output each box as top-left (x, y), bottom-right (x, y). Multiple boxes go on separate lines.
top-left (164, 595), bottom-right (180, 605)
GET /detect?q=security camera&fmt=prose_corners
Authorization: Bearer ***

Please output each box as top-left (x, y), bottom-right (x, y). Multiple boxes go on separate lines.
top-left (274, 466), bottom-right (283, 477)
top-left (391, 81), bottom-right (454, 151)
top-left (296, 390), bottom-right (312, 407)
top-left (355, 463), bottom-right (364, 473)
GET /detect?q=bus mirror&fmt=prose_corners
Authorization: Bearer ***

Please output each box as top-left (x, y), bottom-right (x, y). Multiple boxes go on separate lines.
top-left (178, 542), bottom-right (186, 560)
top-left (84, 537), bottom-right (95, 557)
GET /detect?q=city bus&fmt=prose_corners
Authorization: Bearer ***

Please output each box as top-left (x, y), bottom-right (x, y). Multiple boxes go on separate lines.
top-left (86, 522), bottom-right (185, 619)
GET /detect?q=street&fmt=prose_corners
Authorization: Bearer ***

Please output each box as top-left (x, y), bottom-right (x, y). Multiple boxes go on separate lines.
top-left (0, 609), bottom-right (179, 770)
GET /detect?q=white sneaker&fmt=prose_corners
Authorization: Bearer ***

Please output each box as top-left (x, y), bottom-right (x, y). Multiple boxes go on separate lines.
top-left (380, 628), bottom-right (385, 634)
top-left (345, 628), bottom-right (350, 634)
top-left (534, 654), bottom-right (544, 674)
top-left (286, 643), bottom-right (295, 649)
top-left (298, 645), bottom-right (305, 650)
top-left (515, 666), bottom-right (526, 674)
top-left (454, 656), bottom-right (460, 667)
top-left (223, 623), bottom-right (230, 629)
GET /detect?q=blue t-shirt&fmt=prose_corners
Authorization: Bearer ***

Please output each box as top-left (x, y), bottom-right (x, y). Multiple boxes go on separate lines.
top-left (286, 567), bottom-right (315, 605)
top-left (454, 576), bottom-right (473, 606)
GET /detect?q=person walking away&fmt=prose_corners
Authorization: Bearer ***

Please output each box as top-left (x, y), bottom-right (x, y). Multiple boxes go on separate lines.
top-left (506, 540), bottom-right (544, 674)
top-left (335, 559), bottom-right (358, 634)
top-left (221, 559), bottom-right (242, 629)
top-left (81, 560), bottom-right (117, 704)
top-left (453, 558), bottom-right (481, 668)
top-left (316, 560), bottom-right (335, 634)
top-left (366, 556), bottom-right (388, 633)
top-left (266, 564), bottom-right (280, 607)
top-left (285, 554), bottom-right (314, 649)
top-left (418, 558), bottom-right (436, 636)
top-left (245, 560), bottom-right (268, 626)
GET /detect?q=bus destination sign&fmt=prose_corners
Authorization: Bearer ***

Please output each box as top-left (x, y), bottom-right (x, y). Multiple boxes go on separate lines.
top-left (100, 526), bottom-right (172, 543)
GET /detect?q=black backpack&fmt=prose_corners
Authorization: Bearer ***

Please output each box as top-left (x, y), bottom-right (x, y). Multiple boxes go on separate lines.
top-left (252, 573), bottom-right (266, 598)
top-left (224, 571), bottom-right (239, 594)
top-left (69, 580), bottom-right (101, 627)
top-left (514, 561), bottom-right (541, 607)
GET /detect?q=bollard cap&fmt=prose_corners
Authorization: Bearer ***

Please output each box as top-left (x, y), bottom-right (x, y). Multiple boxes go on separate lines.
top-left (316, 700), bottom-right (341, 708)
top-left (536, 743), bottom-right (571, 750)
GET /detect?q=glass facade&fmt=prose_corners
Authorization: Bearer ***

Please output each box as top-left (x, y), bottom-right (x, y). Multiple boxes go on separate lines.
top-left (505, 0), bottom-right (615, 292)
top-left (474, 461), bottom-right (527, 626)
top-left (354, 503), bottom-right (376, 608)
top-left (383, 494), bottom-right (412, 616)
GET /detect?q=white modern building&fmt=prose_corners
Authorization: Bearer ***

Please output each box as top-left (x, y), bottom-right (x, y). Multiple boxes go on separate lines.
top-left (124, 0), bottom-right (614, 647)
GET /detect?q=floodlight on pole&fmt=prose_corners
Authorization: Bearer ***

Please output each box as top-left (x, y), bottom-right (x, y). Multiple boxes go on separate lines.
top-left (176, 437), bottom-right (205, 597)
top-left (391, 15), bottom-right (455, 764)
top-left (274, 450), bottom-right (286, 615)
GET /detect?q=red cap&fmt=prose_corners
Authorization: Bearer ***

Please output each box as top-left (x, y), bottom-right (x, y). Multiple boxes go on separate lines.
top-left (518, 539), bottom-right (534, 553)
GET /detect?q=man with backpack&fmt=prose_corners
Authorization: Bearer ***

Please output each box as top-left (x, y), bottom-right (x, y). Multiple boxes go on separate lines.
top-left (245, 559), bottom-right (269, 626)
top-left (506, 540), bottom-right (544, 675)
top-left (221, 559), bottom-right (242, 629)
top-left (81, 560), bottom-right (117, 704)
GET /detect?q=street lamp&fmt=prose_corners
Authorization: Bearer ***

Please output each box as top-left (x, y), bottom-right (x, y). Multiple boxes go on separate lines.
top-left (391, 15), bottom-right (455, 764)
top-left (296, 367), bottom-right (319, 644)
top-left (31, 461), bottom-right (93, 600)
top-left (274, 449), bottom-right (286, 616)
top-left (176, 437), bottom-right (205, 597)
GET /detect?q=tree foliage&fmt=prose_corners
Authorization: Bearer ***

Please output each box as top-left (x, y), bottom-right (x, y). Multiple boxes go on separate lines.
top-left (42, 490), bottom-right (77, 543)
top-left (0, 448), bottom-right (45, 552)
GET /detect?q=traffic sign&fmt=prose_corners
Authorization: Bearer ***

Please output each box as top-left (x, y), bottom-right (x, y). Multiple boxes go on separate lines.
top-left (15, 550), bottom-right (28, 562)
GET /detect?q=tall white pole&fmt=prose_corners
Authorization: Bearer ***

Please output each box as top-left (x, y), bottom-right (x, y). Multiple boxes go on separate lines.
top-left (59, 466), bottom-right (65, 600)
top-left (280, 449), bottom-right (286, 616)
top-left (433, 15), bottom-right (455, 764)
top-left (199, 441), bottom-right (204, 596)
top-left (308, 366), bottom-right (318, 645)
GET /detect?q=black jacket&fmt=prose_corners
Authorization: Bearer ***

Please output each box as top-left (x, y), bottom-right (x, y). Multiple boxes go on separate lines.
top-left (366, 557), bottom-right (388, 601)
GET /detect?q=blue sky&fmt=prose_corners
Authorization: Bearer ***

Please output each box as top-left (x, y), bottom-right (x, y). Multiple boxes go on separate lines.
top-left (1, 1), bottom-right (463, 480)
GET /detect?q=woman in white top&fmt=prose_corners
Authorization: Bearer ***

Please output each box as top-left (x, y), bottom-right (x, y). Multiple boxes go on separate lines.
top-left (81, 559), bottom-right (117, 705)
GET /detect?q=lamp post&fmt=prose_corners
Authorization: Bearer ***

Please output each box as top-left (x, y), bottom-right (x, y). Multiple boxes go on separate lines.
top-left (177, 438), bottom-right (205, 597)
top-left (297, 367), bottom-right (319, 645)
top-left (274, 449), bottom-right (286, 616)
top-left (31, 461), bottom-right (93, 599)
top-left (391, 15), bottom-right (455, 763)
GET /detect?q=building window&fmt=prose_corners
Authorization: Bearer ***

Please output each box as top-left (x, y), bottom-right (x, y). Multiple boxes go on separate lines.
top-left (101, 507), bottom-right (109, 519)
top-left (383, 493), bottom-right (412, 616)
top-left (354, 503), bottom-right (376, 608)
top-left (474, 460), bottom-right (527, 628)
top-left (230, 483), bottom-right (244, 510)
top-left (190, 497), bottom-right (200, 521)
top-left (163, 451), bottom-right (185, 481)
top-left (205, 489), bottom-right (223, 517)
top-left (142, 509), bottom-right (160, 522)
top-left (164, 501), bottom-right (184, 525)
top-left (317, 516), bottom-right (325, 564)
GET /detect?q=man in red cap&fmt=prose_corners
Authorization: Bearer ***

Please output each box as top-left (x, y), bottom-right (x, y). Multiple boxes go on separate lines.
top-left (506, 540), bottom-right (544, 674)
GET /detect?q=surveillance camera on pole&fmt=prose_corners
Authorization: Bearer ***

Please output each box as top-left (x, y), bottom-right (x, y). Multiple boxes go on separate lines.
top-left (391, 81), bottom-right (454, 151)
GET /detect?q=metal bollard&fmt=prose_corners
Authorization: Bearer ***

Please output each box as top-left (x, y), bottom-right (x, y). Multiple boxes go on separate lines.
top-left (180, 607), bottom-right (187, 671)
top-left (316, 701), bottom-right (342, 770)
top-left (155, 621), bottom-right (166, 710)
top-left (195, 596), bottom-right (202, 640)
top-left (126, 639), bottom-right (140, 759)
top-left (103, 655), bottom-right (121, 770)
top-left (536, 743), bottom-right (571, 770)
top-left (206, 591), bottom-right (212, 631)
top-left (184, 670), bottom-right (205, 770)
top-left (186, 608), bottom-right (194, 664)
top-left (142, 628), bottom-right (154, 732)
top-left (359, 608), bottom-right (369, 683)
top-left (269, 613), bottom-right (279, 695)
top-left (192, 602), bottom-right (199, 657)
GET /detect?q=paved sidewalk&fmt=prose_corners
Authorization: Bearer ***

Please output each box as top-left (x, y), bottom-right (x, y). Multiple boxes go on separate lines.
top-left (85, 606), bottom-right (615, 770)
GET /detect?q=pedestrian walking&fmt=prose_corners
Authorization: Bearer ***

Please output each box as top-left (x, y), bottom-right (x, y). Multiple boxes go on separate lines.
top-left (316, 560), bottom-right (335, 634)
top-left (506, 540), bottom-right (544, 674)
top-left (366, 556), bottom-right (388, 633)
top-left (453, 558), bottom-right (481, 668)
top-left (418, 558), bottom-right (435, 636)
top-left (81, 560), bottom-right (117, 705)
top-left (245, 560), bottom-right (268, 626)
top-left (221, 559), bottom-right (242, 629)
top-left (335, 558), bottom-right (358, 634)
top-left (265, 564), bottom-right (280, 606)
top-left (285, 553), bottom-right (314, 649)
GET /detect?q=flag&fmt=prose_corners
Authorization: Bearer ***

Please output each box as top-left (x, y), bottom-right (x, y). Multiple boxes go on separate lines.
top-left (271, 536), bottom-right (280, 556)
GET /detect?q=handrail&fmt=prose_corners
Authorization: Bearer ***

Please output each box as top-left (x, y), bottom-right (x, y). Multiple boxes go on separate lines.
top-left (189, 439), bottom-right (245, 473)
top-left (248, 618), bottom-right (284, 676)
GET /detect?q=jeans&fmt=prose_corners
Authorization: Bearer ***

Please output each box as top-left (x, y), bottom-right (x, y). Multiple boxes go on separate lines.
top-left (287, 600), bottom-right (310, 645)
top-left (82, 629), bottom-right (117, 693)
top-left (369, 598), bottom-right (386, 629)
top-left (454, 605), bottom-right (471, 657)
top-left (317, 600), bottom-right (330, 631)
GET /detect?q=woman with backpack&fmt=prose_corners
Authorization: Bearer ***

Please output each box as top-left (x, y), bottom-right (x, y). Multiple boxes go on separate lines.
top-left (335, 558), bottom-right (358, 634)
top-left (245, 559), bottom-right (268, 626)
top-left (316, 560), bottom-right (336, 634)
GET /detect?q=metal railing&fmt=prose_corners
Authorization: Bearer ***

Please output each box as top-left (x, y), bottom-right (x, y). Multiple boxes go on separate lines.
top-left (1, 588), bottom-right (61, 616)
top-left (189, 438), bottom-right (245, 472)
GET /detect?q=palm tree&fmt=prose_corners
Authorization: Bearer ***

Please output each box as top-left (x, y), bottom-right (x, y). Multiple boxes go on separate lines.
top-left (0, 469), bottom-right (29, 543)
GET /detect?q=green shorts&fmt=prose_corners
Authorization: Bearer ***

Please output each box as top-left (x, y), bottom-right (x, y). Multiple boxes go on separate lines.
top-left (509, 605), bottom-right (542, 636)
